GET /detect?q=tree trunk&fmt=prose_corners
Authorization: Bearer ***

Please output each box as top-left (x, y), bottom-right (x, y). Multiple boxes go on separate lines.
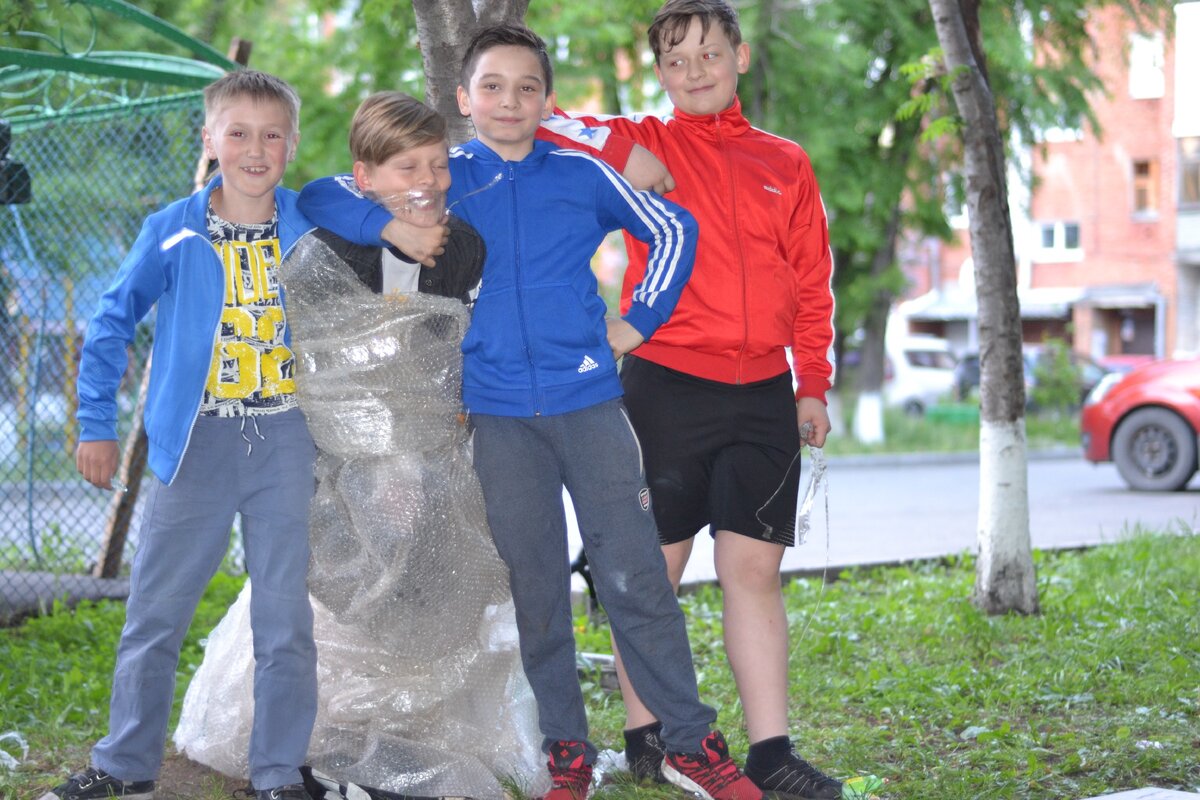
top-left (929, 0), bottom-right (1038, 614)
top-left (852, 206), bottom-right (903, 444)
top-left (412, 0), bottom-right (530, 146)
top-left (745, 0), bottom-right (775, 122)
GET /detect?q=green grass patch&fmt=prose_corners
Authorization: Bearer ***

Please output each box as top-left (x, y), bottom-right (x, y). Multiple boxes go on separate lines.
top-left (823, 406), bottom-right (1080, 457)
top-left (572, 531), bottom-right (1199, 799)
top-left (0, 572), bottom-right (244, 794)
top-left (3, 534), bottom-right (1198, 799)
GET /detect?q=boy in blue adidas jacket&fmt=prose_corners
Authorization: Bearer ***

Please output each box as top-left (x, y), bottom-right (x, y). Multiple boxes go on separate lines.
top-left (300, 23), bottom-right (762, 800)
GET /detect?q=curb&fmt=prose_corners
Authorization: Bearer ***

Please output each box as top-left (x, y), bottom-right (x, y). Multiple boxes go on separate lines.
top-left (823, 445), bottom-right (1081, 468)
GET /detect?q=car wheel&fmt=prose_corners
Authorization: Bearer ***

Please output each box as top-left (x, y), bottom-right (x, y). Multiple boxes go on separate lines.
top-left (903, 399), bottom-right (925, 417)
top-left (1111, 407), bottom-right (1199, 491)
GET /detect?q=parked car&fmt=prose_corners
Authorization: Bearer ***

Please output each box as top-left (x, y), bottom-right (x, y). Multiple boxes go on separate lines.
top-left (884, 335), bottom-right (957, 416)
top-left (1095, 353), bottom-right (1156, 374)
top-left (1080, 358), bottom-right (1200, 491)
top-left (953, 346), bottom-right (1110, 409)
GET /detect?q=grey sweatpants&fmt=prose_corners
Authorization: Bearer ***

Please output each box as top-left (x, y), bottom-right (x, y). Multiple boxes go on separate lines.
top-left (472, 399), bottom-right (716, 762)
top-left (91, 409), bottom-right (317, 790)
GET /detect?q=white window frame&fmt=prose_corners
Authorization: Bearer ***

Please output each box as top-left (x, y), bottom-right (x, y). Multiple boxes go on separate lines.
top-left (1032, 220), bottom-right (1083, 262)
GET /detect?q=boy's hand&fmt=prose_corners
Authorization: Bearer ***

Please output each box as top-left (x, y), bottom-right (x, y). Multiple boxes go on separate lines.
top-left (797, 397), bottom-right (831, 448)
top-left (606, 318), bottom-right (645, 360)
top-left (77, 440), bottom-right (119, 490)
top-left (382, 217), bottom-right (449, 267)
top-left (623, 144), bottom-right (675, 194)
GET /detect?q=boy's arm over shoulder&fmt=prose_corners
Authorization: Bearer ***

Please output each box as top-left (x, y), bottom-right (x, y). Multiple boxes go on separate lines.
top-left (298, 175), bottom-right (447, 267)
top-left (297, 175), bottom-right (393, 249)
top-left (787, 147), bottom-right (835, 406)
top-left (540, 111), bottom-right (673, 192)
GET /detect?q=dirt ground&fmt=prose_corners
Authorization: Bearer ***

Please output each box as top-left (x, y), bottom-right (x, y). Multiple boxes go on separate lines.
top-left (155, 752), bottom-right (249, 799)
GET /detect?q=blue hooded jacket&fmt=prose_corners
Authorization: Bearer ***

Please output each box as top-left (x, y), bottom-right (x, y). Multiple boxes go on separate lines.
top-left (76, 176), bottom-right (314, 484)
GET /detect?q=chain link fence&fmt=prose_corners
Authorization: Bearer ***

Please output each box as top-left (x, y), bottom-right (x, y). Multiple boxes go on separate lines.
top-left (1, 95), bottom-right (208, 622)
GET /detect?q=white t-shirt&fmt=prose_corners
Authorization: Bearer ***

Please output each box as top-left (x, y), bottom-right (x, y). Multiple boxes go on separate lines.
top-left (381, 249), bottom-right (421, 295)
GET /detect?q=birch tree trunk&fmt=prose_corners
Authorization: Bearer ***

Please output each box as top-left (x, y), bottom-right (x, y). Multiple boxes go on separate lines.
top-left (412, 0), bottom-right (530, 146)
top-left (929, 0), bottom-right (1038, 614)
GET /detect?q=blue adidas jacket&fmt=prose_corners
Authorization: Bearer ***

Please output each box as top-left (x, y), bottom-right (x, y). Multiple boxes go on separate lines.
top-left (76, 176), bottom-right (314, 484)
top-left (298, 139), bottom-right (696, 417)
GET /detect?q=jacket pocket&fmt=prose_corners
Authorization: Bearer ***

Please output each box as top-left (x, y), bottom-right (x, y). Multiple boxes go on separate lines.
top-left (524, 283), bottom-right (611, 386)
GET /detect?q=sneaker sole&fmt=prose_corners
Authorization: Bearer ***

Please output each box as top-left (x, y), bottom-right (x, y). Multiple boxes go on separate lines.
top-left (661, 763), bottom-right (717, 800)
top-left (37, 793), bottom-right (154, 800)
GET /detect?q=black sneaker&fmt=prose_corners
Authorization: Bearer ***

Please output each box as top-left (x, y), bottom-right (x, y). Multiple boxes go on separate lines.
top-left (39, 767), bottom-right (155, 800)
top-left (255, 784), bottom-right (310, 800)
top-left (623, 722), bottom-right (666, 783)
top-left (746, 749), bottom-right (842, 800)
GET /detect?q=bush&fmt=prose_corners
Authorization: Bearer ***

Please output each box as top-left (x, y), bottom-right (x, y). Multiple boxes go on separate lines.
top-left (1030, 340), bottom-right (1081, 413)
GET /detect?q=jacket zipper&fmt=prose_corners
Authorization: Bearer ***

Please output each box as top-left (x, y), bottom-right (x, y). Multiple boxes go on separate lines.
top-left (717, 116), bottom-right (750, 384)
top-left (507, 163), bottom-right (542, 415)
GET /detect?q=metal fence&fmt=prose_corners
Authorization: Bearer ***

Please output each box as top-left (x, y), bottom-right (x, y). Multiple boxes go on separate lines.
top-left (1, 95), bottom-right (207, 621)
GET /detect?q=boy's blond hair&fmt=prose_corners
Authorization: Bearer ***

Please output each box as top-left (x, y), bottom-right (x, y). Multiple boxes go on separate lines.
top-left (203, 69), bottom-right (301, 136)
top-left (349, 92), bottom-right (447, 166)
top-left (648, 0), bottom-right (742, 61)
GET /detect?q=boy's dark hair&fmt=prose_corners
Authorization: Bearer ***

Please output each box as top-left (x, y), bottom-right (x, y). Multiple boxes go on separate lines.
top-left (648, 0), bottom-right (742, 61)
top-left (349, 92), bottom-right (447, 166)
top-left (203, 68), bottom-right (301, 136)
top-left (460, 23), bottom-right (554, 94)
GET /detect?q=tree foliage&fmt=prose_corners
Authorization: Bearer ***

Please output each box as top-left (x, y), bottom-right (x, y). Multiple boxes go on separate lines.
top-left (3, 0), bottom-right (1177, 326)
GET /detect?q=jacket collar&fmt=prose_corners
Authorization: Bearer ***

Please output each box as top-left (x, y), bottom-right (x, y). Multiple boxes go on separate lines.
top-left (183, 174), bottom-right (222, 230)
top-left (179, 175), bottom-right (309, 250)
top-left (459, 137), bottom-right (552, 165)
top-left (671, 96), bottom-right (751, 140)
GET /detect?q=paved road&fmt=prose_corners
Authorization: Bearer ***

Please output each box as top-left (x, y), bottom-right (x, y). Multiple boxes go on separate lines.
top-left (568, 450), bottom-right (1199, 589)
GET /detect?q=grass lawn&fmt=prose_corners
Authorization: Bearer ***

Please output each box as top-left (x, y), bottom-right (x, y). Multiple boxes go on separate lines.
top-left (3, 532), bottom-right (1198, 799)
top-left (821, 405), bottom-right (1081, 457)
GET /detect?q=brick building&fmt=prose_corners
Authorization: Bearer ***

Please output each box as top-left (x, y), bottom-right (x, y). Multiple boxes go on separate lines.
top-left (900, 2), bottom-right (1200, 364)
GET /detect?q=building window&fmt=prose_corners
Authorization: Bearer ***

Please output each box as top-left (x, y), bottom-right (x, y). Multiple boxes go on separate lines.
top-left (1182, 137), bottom-right (1200, 208)
top-left (1033, 220), bottom-right (1083, 261)
top-left (1129, 32), bottom-right (1165, 99)
top-left (1132, 159), bottom-right (1158, 216)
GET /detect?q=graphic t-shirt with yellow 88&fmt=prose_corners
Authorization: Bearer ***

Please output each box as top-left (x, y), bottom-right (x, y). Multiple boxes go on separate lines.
top-left (199, 205), bottom-right (297, 417)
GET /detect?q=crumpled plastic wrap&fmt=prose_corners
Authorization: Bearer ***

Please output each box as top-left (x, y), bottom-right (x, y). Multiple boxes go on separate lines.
top-left (794, 445), bottom-right (828, 545)
top-left (174, 235), bottom-right (546, 799)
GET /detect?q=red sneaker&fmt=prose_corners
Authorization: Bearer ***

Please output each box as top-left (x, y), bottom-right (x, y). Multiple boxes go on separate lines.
top-left (544, 741), bottom-right (592, 800)
top-left (663, 730), bottom-right (763, 800)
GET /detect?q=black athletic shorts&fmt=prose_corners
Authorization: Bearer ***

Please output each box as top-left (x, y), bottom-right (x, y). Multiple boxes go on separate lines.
top-left (620, 355), bottom-right (802, 546)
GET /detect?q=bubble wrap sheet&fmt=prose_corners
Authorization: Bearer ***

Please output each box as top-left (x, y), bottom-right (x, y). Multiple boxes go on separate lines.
top-left (174, 235), bottom-right (545, 799)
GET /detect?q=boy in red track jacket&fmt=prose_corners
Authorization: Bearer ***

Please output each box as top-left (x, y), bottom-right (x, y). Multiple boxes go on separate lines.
top-left (542, 2), bottom-right (840, 797)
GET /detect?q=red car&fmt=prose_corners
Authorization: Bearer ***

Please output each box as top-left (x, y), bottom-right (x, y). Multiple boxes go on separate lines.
top-left (1081, 358), bottom-right (1200, 491)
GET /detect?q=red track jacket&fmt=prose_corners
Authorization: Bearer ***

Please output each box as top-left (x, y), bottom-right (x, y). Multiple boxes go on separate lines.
top-left (544, 98), bottom-right (834, 401)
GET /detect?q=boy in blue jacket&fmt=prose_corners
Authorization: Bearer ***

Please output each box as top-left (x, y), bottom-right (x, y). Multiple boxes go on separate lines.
top-left (298, 23), bottom-right (761, 800)
top-left (56, 70), bottom-right (317, 800)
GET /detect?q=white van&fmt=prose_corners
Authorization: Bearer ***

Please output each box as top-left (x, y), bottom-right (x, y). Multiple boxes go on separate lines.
top-left (884, 335), bottom-right (957, 415)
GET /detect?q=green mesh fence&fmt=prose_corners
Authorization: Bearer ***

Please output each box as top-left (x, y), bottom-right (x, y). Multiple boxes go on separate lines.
top-left (1, 95), bottom-right (206, 621)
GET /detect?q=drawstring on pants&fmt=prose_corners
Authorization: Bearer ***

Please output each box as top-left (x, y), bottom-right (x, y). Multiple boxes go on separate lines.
top-left (239, 414), bottom-right (265, 456)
